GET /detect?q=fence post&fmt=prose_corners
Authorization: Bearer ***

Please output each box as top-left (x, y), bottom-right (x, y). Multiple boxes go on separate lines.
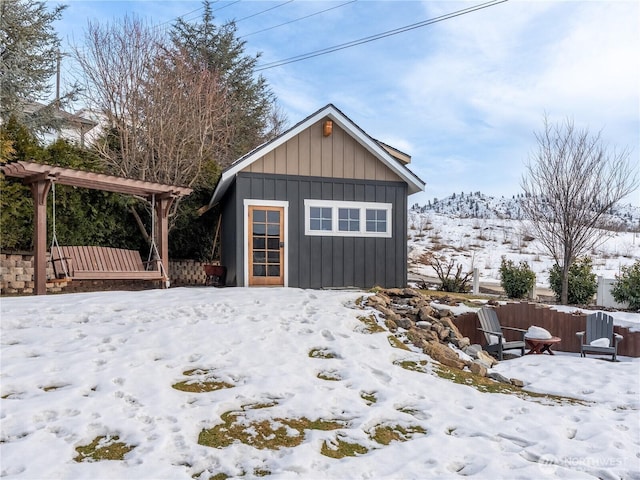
top-left (528, 275), bottom-right (536, 300)
top-left (597, 275), bottom-right (605, 306)
top-left (472, 267), bottom-right (479, 295)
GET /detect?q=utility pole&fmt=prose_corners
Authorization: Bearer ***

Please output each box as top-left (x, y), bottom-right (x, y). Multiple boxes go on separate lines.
top-left (55, 49), bottom-right (61, 108)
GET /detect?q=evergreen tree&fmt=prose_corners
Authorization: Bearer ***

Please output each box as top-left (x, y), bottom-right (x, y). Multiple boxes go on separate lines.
top-left (170, 1), bottom-right (286, 167)
top-left (0, 0), bottom-right (68, 132)
top-left (1, 119), bottom-right (138, 251)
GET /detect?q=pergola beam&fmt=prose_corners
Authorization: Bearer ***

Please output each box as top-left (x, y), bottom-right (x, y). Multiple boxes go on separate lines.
top-left (1, 161), bottom-right (193, 295)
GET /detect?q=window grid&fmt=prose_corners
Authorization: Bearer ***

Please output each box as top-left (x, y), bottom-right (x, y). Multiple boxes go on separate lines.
top-left (304, 200), bottom-right (392, 238)
top-left (309, 207), bottom-right (332, 231)
top-left (338, 208), bottom-right (360, 232)
top-left (366, 209), bottom-right (387, 233)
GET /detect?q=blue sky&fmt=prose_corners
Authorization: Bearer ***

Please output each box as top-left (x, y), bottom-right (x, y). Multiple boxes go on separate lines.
top-left (52, 1), bottom-right (640, 207)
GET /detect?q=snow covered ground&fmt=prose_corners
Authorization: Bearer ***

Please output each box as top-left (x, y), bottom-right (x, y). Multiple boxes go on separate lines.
top-left (1, 288), bottom-right (639, 479)
top-left (408, 212), bottom-right (640, 289)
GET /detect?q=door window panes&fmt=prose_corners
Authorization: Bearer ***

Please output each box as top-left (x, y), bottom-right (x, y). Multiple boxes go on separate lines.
top-left (252, 208), bottom-right (283, 278)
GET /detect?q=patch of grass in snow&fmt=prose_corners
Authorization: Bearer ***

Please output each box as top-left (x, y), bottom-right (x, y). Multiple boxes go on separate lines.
top-left (1, 391), bottom-right (24, 399)
top-left (368, 423), bottom-right (427, 445)
top-left (317, 370), bottom-right (342, 381)
top-left (308, 348), bottom-right (340, 359)
top-left (394, 359), bottom-right (429, 373)
top-left (360, 391), bottom-right (377, 405)
top-left (387, 335), bottom-right (411, 350)
top-left (172, 368), bottom-right (234, 393)
top-left (356, 314), bottom-right (386, 334)
top-left (198, 410), bottom-right (345, 450)
top-left (41, 384), bottom-right (68, 392)
top-left (74, 435), bottom-right (135, 462)
top-left (397, 406), bottom-right (422, 417)
top-left (434, 365), bottom-right (588, 405)
top-left (320, 436), bottom-right (369, 458)
top-left (200, 474), bottom-right (229, 480)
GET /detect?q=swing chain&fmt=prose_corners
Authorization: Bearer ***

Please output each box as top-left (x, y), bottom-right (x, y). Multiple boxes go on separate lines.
top-left (50, 182), bottom-right (69, 278)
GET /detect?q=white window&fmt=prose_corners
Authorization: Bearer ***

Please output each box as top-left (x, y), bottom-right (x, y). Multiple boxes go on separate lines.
top-left (338, 208), bottom-right (360, 232)
top-left (304, 199), bottom-right (392, 237)
top-left (309, 206), bottom-right (332, 231)
top-left (366, 209), bottom-right (387, 233)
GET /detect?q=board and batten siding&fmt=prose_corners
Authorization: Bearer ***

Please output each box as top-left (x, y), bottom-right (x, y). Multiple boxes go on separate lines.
top-left (223, 172), bottom-right (408, 289)
top-left (245, 120), bottom-right (402, 183)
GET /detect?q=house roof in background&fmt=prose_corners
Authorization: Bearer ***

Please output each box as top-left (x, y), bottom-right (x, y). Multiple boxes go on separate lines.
top-left (208, 104), bottom-right (426, 206)
top-left (22, 101), bottom-right (98, 129)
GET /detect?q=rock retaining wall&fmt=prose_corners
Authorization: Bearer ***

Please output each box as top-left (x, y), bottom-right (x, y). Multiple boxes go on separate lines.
top-left (366, 288), bottom-right (520, 384)
top-left (1, 251), bottom-right (210, 295)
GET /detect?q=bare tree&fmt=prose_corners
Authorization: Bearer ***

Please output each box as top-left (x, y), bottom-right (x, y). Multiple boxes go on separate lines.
top-left (142, 45), bottom-right (233, 188)
top-left (74, 16), bottom-right (160, 181)
top-left (74, 17), bottom-right (234, 230)
top-left (521, 116), bottom-right (639, 304)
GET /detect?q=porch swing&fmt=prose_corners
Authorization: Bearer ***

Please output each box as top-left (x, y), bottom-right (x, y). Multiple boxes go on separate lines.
top-left (49, 182), bottom-right (168, 283)
top-left (2, 160), bottom-right (192, 295)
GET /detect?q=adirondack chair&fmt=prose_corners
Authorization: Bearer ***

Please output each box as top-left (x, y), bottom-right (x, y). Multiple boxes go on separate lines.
top-left (477, 307), bottom-right (526, 360)
top-left (576, 312), bottom-right (623, 361)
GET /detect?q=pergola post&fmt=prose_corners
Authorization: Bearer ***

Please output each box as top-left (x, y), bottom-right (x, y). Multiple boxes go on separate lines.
top-left (154, 195), bottom-right (175, 287)
top-left (29, 179), bottom-right (52, 295)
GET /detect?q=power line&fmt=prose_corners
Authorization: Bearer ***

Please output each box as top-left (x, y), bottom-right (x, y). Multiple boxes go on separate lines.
top-left (234, 0), bottom-right (294, 23)
top-left (255, 0), bottom-right (508, 71)
top-left (240, 0), bottom-right (357, 38)
top-left (153, 0), bottom-right (241, 31)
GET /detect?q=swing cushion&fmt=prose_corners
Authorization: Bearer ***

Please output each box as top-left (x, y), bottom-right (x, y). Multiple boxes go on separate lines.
top-left (50, 246), bottom-right (164, 281)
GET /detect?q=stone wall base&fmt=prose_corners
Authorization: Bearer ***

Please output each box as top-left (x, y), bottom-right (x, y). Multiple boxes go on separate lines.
top-left (1, 252), bottom-right (211, 296)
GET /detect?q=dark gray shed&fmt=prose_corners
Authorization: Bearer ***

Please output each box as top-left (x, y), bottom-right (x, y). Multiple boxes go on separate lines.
top-left (208, 104), bottom-right (425, 288)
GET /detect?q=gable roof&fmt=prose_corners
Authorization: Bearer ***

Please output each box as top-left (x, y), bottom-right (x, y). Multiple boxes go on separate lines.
top-left (208, 104), bottom-right (425, 207)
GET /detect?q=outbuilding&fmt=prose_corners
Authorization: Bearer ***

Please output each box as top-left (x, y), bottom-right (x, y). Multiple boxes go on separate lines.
top-left (208, 104), bottom-right (425, 288)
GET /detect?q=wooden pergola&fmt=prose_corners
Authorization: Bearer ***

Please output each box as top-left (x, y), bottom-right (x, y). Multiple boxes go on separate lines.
top-left (1, 161), bottom-right (192, 295)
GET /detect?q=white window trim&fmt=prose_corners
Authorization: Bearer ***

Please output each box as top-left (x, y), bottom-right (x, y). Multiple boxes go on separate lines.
top-left (304, 199), bottom-right (392, 238)
top-left (243, 199), bottom-right (289, 287)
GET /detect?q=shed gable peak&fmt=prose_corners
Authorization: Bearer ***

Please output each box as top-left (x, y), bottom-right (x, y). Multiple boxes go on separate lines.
top-left (208, 104), bottom-right (424, 206)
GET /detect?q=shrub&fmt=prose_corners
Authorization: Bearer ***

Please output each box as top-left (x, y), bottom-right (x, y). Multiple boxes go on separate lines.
top-left (499, 257), bottom-right (536, 299)
top-left (611, 260), bottom-right (640, 310)
top-left (427, 254), bottom-right (473, 293)
top-left (548, 257), bottom-right (597, 305)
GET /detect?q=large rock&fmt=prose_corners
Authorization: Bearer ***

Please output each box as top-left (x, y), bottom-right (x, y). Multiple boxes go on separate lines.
top-left (410, 296), bottom-right (429, 309)
top-left (418, 306), bottom-right (436, 321)
top-left (510, 378), bottom-right (524, 387)
top-left (439, 316), bottom-right (463, 340)
top-left (375, 305), bottom-right (400, 323)
top-left (477, 350), bottom-right (499, 367)
top-left (438, 327), bottom-right (451, 341)
top-left (402, 288), bottom-right (421, 298)
top-left (367, 293), bottom-right (391, 308)
top-left (488, 372), bottom-right (511, 384)
top-left (396, 317), bottom-right (413, 330)
top-left (464, 344), bottom-right (483, 358)
top-left (433, 307), bottom-right (453, 318)
top-left (470, 361), bottom-right (488, 377)
top-left (423, 341), bottom-right (466, 370)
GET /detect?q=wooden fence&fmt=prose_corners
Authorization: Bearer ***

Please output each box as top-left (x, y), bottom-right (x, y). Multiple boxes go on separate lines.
top-left (455, 302), bottom-right (639, 358)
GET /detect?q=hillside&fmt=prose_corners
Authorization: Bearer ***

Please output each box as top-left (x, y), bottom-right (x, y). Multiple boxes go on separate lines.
top-left (411, 192), bottom-right (640, 231)
top-left (407, 209), bottom-right (640, 291)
